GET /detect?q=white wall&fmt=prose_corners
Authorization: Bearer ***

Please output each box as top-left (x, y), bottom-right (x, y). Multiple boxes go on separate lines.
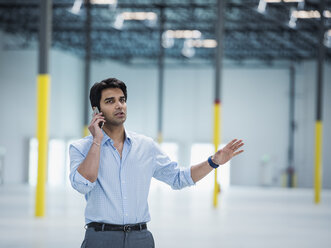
top-left (0, 31), bottom-right (84, 184)
top-left (0, 31), bottom-right (330, 188)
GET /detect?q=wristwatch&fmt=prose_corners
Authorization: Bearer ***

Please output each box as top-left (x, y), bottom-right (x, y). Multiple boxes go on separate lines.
top-left (208, 156), bottom-right (219, 169)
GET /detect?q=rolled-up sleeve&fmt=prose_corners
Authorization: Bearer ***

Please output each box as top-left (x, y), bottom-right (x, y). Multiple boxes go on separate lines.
top-left (69, 144), bottom-right (96, 194)
top-left (152, 142), bottom-right (195, 190)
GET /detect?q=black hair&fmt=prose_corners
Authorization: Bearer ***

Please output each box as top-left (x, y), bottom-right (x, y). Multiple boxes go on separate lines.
top-left (89, 78), bottom-right (127, 110)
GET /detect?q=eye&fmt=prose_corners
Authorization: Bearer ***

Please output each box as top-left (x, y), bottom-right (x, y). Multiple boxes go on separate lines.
top-left (120, 98), bottom-right (126, 103)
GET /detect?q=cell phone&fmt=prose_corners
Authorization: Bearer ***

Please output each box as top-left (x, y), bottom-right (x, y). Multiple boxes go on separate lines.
top-left (92, 107), bottom-right (104, 129)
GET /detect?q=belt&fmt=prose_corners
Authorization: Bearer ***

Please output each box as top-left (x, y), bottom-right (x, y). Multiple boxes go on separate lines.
top-left (87, 222), bottom-right (147, 232)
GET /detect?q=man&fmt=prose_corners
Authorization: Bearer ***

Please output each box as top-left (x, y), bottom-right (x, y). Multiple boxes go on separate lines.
top-left (69, 78), bottom-right (244, 248)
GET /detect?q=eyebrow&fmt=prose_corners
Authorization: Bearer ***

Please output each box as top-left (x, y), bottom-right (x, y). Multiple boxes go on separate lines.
top-left (104, 96), bottom-right (125, 102)
top-left (104, 97), bottom-right (114, 102)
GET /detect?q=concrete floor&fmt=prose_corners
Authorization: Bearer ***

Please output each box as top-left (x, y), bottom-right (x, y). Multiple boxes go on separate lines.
top-left (0, 180), bottom-right (330, 248)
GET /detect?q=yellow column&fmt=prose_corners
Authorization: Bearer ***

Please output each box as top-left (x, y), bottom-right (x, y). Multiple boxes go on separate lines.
top-left (157, 132), bottom-right (163, 144)
top-left (83, 125), bottom-right (89, 137)
top-left (35, 74), bottom-right (50, 217)
top-left (314, 121), bottom-right (323, 204)
top-left (213, 101), bottom-right (221, 207)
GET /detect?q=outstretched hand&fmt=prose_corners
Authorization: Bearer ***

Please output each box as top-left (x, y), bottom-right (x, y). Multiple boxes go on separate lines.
top-left (212, 139), bottom-right (244, 165)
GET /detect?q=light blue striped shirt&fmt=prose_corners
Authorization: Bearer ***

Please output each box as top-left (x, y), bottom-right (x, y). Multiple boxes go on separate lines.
top-left (69, 130), bottom-right (195, 225)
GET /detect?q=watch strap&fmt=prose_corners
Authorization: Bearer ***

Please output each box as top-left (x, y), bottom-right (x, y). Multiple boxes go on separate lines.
top-left (208, 156), bottom-right (219, 169)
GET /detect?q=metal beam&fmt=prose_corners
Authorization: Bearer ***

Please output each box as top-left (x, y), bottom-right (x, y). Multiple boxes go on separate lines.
top-left (287, 64), bottom-right (296, 188)
top-left (83, 0), bottom-right (92, 137)
top-left (157, 7), bottom-right (165, 144)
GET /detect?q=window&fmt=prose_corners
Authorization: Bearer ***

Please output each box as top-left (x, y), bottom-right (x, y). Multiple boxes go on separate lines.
top-left (190, 143), bottom-right (230, 191)
top-left (29, 138), bottom-right (70, 187)
top-left (48, 139), bottom-right (66, 187)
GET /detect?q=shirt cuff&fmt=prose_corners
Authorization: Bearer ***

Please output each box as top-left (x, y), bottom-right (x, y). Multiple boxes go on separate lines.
top-left (184, 167), bottom-right (196, 186)
top-left (74, 170), bottom-right (96, 187)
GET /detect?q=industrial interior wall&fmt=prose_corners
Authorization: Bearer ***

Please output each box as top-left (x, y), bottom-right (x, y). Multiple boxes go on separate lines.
top-left (0, 31), bottom-right (84, 184)
top-left (88, 59), bottom-right (331, 189)
top-left (0, 30), bottom-right (330, 188)
top-left (295, 62), bottom-right (331, 188)
top-left (91, 61), bottom-right (159, 139)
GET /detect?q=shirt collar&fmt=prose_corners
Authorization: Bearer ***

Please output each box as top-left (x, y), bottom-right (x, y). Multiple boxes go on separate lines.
top-left (101, 129), bottom-right (132, 146)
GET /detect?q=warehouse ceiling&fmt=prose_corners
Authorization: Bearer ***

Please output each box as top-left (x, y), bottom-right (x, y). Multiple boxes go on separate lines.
top-left (0, 0), bottom-right (331, 64)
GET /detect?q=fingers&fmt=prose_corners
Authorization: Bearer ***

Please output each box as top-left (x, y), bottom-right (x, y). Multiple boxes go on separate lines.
top-left (231, 139), bottom-right (244, 157)
top-left (92, 113), bottom-right (104, 122)
top-left (95, 118), bottom-right (105, 128)
top-left (233, 141), bottom-right (244, 151)
top-left (90, 113), bottom-right (105, 127)
top-left (228, 139), bottom-right (244, 148)
top-left (225, 139), bottom-right (243, 149)
top-left (226, 139), bottom-right (237, 148)
top-left (233, 150), bottom-right (244, 157)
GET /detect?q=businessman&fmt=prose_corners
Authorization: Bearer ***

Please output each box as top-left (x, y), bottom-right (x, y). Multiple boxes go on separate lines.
top-left (69, 77), bottom-right (244, 248)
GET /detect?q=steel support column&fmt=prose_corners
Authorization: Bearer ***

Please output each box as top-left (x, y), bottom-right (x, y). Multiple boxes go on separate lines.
top-left (83, 0), bottom-right (92, 137)
top-left (287, 64), bottom-right (296, 188)
top-left (213, 0), bottom-right (225, 208)
top-left (314, 0), bottom-right (325, 204)
top-left (157, 7), bottom-right (165, 144)
top-left (35, 0), bottom-right (52, 217)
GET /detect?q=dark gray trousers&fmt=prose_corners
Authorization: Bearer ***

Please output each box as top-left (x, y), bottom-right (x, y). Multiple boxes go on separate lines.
top-left (81, 227), bottom-right (155, 248)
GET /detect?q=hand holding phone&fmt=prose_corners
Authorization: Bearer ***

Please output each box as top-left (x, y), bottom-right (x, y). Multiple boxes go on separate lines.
top-left (92, 107), bottom-right (105, 129)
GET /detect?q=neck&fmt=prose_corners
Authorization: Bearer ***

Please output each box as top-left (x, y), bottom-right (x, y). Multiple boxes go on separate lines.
top-left (103, 124), bottom-right (125, 143)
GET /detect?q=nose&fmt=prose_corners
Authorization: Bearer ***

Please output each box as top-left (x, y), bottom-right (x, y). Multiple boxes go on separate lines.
top-left (115, 101), bottom-right (122, 109)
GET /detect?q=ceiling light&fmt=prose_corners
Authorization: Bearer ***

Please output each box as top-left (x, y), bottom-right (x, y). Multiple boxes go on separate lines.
top-left (292, 10), bottom-right (320, 18)
top-left (164, 30), bottom-right (202, 39)
top-left (190, 39), bottom-right (217, 48)
top-left (292, 10), bottom-right (331, 19)
top-left (90, 0), bottom-right (117, 4)
top-left (324, 30), bottom-right (331, 48)
top-left (162, 37), bottom-right (174, 48)
top-left (70, 0), bottom-right (82, 15)
top-left (187, 39), bottom-right (218, 48)
top-left (202, 39), bottom-right (217, 48)
top-left (288, 16), bottom-right (297, 28)
top-left (283, 0), bottom-right (304, 2)
top-left (182, 40), bottom-right (195, 58)
top-left (289, 8), bottom-right (297, 28)
top-left (257, 0), bottom-right (267, 13)
top-left (112, 13), bottom-right (123, 30)
top-left (324, 10), bottom-right (331, 18)
top-left (162, 32), bottom-right (175, 48)
top-left (121, 12), bottom-right (157, 21)
top-left (265, 0), bottom-right (281, 3)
